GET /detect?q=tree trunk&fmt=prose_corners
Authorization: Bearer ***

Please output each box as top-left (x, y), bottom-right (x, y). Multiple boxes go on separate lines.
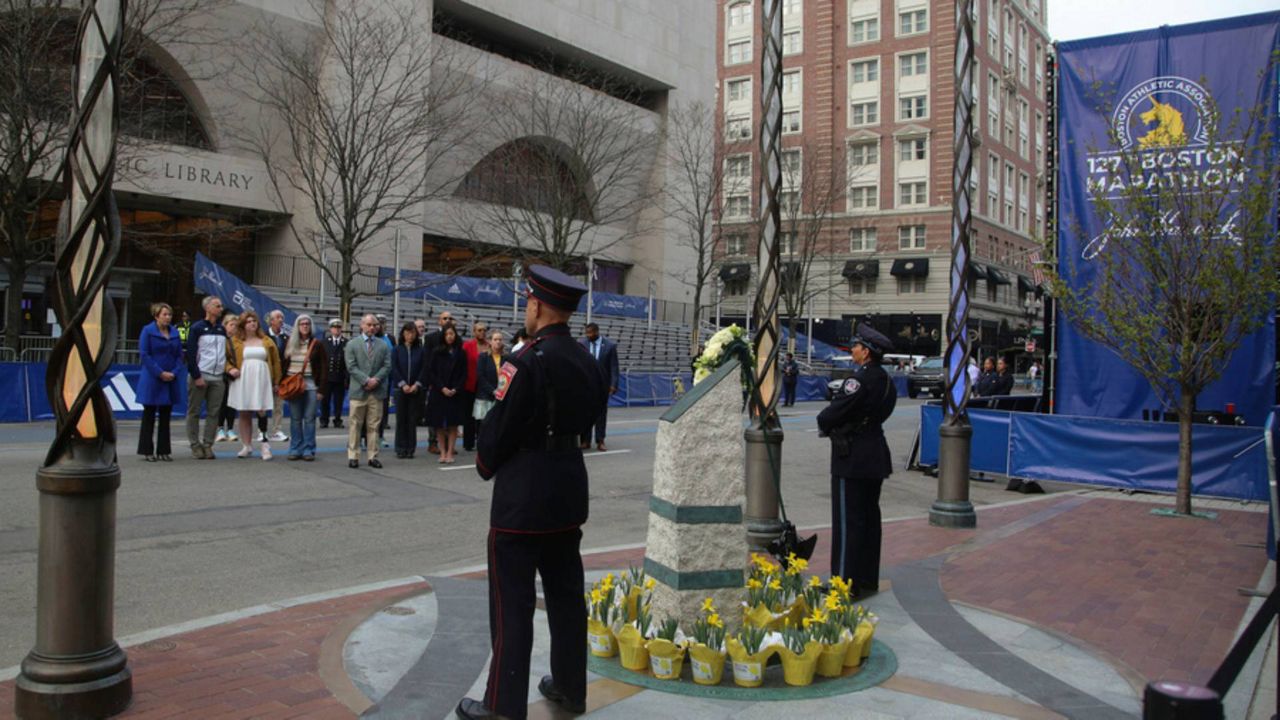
top-left (787, 314), bottom-right (798, 354)
top-left (690, 284), bottom-right (703, 358)
top-left (1175, 386), bottom-right (1195, 515)
top-left (339, 257), bottom-right (353, 325)
top-left (4, 262), bottom-right (26, 352)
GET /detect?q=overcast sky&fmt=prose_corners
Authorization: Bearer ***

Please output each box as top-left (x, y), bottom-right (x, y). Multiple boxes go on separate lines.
top-left (1048, 0), bottom-right (1278, 42)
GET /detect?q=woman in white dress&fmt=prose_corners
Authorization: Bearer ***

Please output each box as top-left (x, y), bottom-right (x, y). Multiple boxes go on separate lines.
top-left (226, 311), bottom-right (282, 459)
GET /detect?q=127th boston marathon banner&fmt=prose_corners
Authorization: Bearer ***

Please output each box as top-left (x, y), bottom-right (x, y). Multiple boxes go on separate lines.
top-left (1055, 13), bottom-right (1279, 426)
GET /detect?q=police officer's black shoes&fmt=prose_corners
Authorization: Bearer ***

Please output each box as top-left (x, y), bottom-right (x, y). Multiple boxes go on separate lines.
top-left (456, 697), bottom-right (509, 719)
top-left (538, 675), bottom-right (585, 713)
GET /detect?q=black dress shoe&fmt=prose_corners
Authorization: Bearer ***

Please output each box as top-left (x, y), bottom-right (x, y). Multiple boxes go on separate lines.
top-left (348, 459), bottom-right (358, 469)
top-left (538, 675), bottom-right (585, 713)
top-left (368, 459), bottom-right (382, 469)
top-left (1006, 478), bottom-right (1024, 492)
top-left (333, 421), bottom-right (343, 429)
top-left (456, 698), bottom-right (508, 719)
top-left (1020, 480), bottom-right (1045, 494)
top-left (319, 421), bottom-right (329, 429)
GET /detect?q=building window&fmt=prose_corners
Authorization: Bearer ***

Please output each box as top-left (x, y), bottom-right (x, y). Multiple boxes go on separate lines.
top-left (898, 224), bottom-right (926, 249)
top-left (850, 18), bottom-right (879, 43)
top-left (725, 233), bottom-right (747, 255)
top-left (900, 52), bottom-right (928, 77)
top-left (784, 0), bottom-right (802, 15)
top-left (727, 40), bottom-right (751, 65)
top-left (899, 137), bottom-right (926, 161)
top-left (987, 281), bottom-right (999, 303)
top-left (898, 9), bottom-right (927, 36)
top-left (849, 185), bottom-right (878, 209)
top-left (849, 141), bottom-right (879, 167)
top-left (850, 101), bottom-right (878, 126)
top-left (849, 227), bottom-right (876, 252)
top-left (849, 278), bottom-right (877, 294)
top-left (987, 189), bottom-right (999, 217)
top-left (782, 71), bottom-right (801, 96)
top-left (987, 73), bottom-right (1000, 138)
top-left (898, 277), bottom-right (927, 294)
top-left (987, 0), bottom-right (999, 51)
top-left (783, 30), bottom-right (802, 55)
top-left (727, 2), bottom-right (751, 29)
top-left (780, 190), bottom-right (801, 214)
top-left (725, 194), bottom-right (750, 218)
top-left (725, 116), bottom-right (751, 141)
top-left (898, 181), bottom-right (927, 207)
top-left (850, 59), bottom-right (879, 83)
top-left (725, 278), bottom-right (748, 296)
top-left (899, 95), bottom-right (927, 120)
top-left (727, 78), bottom-right (751, 103)
top-left (725, 154), bottom-right (751, 180)
top-left (780, 232), bottom-right (797, 255)
top-left (1004, 199), bottom-right (1014, 225)
top-left (1034, 111), bottom-right (1045, 170)
top-left (782, 149), bottom-right (802, 178)
top-left (783, 110), bottom-right (801, 133)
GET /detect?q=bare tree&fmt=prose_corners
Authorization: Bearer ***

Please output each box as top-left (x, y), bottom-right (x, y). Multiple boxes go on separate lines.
top-left (1049, 93), bottom-right (1279, 516)
top-left (667, 100), bottom-right (725, 355)
top-left (777, 142), bottom-right (846, 353)
top-left (452, 61), bottom-right (660, 272)
top-left (0, 0), bottom-right (225, 350)
top-left (236, 0), bottom-right (477, 323)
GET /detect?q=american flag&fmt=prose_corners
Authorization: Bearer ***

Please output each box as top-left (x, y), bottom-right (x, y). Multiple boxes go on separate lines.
top-left (1028, 250), bottom-right (1046, 286)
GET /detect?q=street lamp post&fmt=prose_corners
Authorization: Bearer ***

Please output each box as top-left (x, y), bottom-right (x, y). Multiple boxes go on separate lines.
top-left (512, 261), bottom-right (522, 322)
top-left (16, 1), bottom-right (133, 717)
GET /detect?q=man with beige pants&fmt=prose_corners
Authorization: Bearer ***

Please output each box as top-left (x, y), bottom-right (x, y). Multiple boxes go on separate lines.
top-left (343, 314), bottom-right (391, 468)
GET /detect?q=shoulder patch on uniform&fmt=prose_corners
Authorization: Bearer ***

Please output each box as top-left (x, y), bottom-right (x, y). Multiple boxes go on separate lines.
top-left (842, 378), bottom-right (861, 395)
top-left (495, 361), bottom-right (519, 401)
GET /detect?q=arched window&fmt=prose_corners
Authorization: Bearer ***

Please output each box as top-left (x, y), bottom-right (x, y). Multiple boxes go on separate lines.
top-left (455, 138), bottom-right (595, 222)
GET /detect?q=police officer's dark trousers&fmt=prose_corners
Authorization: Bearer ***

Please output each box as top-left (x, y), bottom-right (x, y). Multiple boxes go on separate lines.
top-left (783, 379), bottom-right (797, 406)
top-left (830, 475), bottom-right (884, 591)
top-left (485, 528), bottom-right (586, 720)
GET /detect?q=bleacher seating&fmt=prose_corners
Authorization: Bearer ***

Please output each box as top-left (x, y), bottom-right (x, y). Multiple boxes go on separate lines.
top-left (255, 284), bottom-right (701, 375)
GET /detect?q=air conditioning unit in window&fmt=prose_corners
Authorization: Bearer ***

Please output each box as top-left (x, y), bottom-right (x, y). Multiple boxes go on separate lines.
top-left (1035, 173), bottom-right (1045, 188)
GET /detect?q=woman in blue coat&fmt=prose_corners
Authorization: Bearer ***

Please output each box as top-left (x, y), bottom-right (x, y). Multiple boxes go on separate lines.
top-left (137, 302), bottom-right (186, 461)
top-left (391, 322), bottom-right (428, 458)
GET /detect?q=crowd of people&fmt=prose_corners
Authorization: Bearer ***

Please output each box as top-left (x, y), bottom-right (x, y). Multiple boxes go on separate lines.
top-left (133, 296), bottom-right (620, 465)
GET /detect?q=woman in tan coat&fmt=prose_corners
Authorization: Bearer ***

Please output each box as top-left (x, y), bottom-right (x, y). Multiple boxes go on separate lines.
top-left (226, 311), bottom-right (282, 459)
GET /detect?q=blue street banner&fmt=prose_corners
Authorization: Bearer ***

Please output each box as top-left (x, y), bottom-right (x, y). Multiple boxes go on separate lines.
top-left (193, 252), bottom-right (297, 334)
top-left (1055, 13), bottom-right (1280, 426)
top-left (378, 266), bottom-right (651, 319)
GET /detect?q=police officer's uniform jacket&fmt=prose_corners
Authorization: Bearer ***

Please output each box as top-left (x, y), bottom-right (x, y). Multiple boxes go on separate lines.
top-left (476, 322), bottom-right (608, 530)
top-left (817, 362), bottom-right (896, 479)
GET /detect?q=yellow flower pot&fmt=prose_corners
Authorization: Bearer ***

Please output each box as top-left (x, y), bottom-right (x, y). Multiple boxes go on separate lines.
top-left (624, 586), bottom-right (643, 623)
top-left (727, 637), bottom-right (773, 688)
top-left (616, 624), bottom-right (649, 671)
top-left (587, 618), bottom-right (617, 658)
top-left (646, 638), bottom-right (686, 680)
top-left (743, 602), bottom-right (790, 631)
top-left (844, 622), bottom-right (874, 667)
top-left (785, 598), bottom-right (808, 629)
top-left (688, 643), bottom-right (727, 685)
top-left (816, 638), bottom-right (851, 678)
top-left (778, 640), bottom-right (822, 687)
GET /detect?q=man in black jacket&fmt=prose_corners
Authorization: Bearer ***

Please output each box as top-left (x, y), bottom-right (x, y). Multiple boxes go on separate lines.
top-left (817, 323), bottom-right (897, 599)
top-left (457, 266), bottom-right (607, 720)
top-left (320, 319), bottom-right (348, 428)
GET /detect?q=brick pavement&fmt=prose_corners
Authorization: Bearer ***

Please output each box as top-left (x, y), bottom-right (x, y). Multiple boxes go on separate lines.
top-left (0, 493), bottom-right (1268, 719)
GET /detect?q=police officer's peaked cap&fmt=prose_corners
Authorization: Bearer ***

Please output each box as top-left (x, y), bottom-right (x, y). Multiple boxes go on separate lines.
top-left (526, 265), bottom-right (587, 312)
top-left (328, 318), bottom-right (342, 328)
top-left (852, 324), bottom-right (893, 356)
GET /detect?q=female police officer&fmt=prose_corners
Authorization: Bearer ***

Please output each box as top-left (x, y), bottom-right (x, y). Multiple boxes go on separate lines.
top-left (817, 324), bottom-right (897, 599)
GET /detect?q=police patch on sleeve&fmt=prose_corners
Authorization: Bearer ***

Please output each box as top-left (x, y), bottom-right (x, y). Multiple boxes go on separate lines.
top-left (842, 378), bottom-right (861, 395)
top-left (495, 362), bottom-right (518, 401)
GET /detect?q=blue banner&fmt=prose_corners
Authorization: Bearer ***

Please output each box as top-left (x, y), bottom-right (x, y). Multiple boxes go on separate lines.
top-left (1055, 13), bottom-right (1280, 426)
top-left (378, 266), bottom-right (651, 319)
top-left (194, 252), bottom-right (298, 334)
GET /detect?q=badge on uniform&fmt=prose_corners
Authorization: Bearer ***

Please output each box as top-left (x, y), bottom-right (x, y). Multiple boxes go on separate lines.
top-left (495, 362), bottom-right (518, 400)
top-left (842, 378), bottom-right (861, 395)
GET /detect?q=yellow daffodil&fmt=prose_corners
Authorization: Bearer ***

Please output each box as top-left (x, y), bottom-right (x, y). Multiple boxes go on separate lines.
top-left (746, 577), bottom-right (763, 590)
top-left (824, 593), bottom-right (843, 612)
top-left (830, 576), bottom-right (851, 596)
top-left (768, 577), bottom-right (782, 591)
top-left (804, 609), bottom-right (826, 628)
top-left (708, 613), bottom-right (723, 628)
top-left (644, 578), bottom-right (656, 590)
top-left (590, 588), bottom-right (603, 604)
top-left (601, 573), bottom-right (615, 590)
top-left (701, 597), bottom-right (715, 613)
top-left (808, 575), bottom-right (823, 588)
top-left (786, 553), bottom-right (808, 573)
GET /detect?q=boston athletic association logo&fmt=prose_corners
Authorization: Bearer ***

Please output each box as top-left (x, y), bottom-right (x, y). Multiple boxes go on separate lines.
top-left (1112, 76), bottom-right (1212, 150)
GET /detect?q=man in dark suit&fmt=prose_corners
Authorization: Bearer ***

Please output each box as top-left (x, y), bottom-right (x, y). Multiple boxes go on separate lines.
top-left (421, 310), bottom-right (452, 442)
top-left (457, 266), bottom-right (607, 720)
top-left (817, 324), bottom-right (897, 600)
top-left (578, 322), bottom-right (618, 451)
top-left (320, 319), bottom-right (348, 428)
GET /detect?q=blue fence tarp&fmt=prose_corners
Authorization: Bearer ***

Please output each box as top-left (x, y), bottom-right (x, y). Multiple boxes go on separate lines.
top-left (194, 253), bottom-right (297, 334)
top-left (918, 404), bottom-right (1269, 502)
top-left (378, 267), bottom-right (651, 320)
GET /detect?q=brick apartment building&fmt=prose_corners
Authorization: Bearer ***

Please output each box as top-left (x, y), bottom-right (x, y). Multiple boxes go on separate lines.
top-left (715, 0), bottom-right (1049, 361)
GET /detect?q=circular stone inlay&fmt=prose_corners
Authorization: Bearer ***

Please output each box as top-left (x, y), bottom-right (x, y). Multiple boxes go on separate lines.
top-left (587, 640), bottom-right (897, 700)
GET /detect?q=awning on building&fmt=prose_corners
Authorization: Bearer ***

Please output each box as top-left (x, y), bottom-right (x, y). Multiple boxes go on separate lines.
top-left (1017, 275), bottom-right (1038, 293)
top-left (968, 262), bottom-right (988, 282)
top-left (890, 258), bottom-right (930, 277)
top-left (841, 258), bottom-right (879, 279)
top-left (987, 267), bottom-right (1012, 285)
top-left (719, 263), bottom-right (750, 282)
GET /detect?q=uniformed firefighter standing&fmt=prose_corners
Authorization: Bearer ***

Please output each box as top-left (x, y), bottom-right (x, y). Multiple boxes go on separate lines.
top-left (817, 324), bottom-right (897, 598)
top-left (457, 266), bottom-right (608, 720)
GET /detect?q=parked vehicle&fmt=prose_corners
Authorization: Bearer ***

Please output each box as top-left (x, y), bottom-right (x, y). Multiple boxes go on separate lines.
top-left (908, 356), bottom-right (945, 399)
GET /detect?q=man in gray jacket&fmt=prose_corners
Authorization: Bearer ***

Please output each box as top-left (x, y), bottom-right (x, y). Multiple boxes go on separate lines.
top-left (344, 314), bottom-right (391, 468)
